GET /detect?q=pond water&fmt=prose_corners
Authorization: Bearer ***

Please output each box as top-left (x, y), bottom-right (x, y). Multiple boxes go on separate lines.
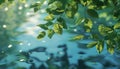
top-left (0, 1), bottom-right (120, 69)
top-left (16, 12), bottom-right (120, 69)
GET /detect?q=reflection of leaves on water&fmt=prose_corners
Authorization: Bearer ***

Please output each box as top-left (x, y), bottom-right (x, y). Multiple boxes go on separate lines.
top-left (29, 47), bottom-right (47, 53)
top-left (78, 59), bottom-right (93, 69)
top-left (17, 44), bottom-right (119, 69)
top-left (77, 42), bottom-right (88, 49)
top-left (78, 51), bottom-right (86, 54)
top-left (85, 55), bottom-right (105, 62)
top-left (103, 61), bottom-right (116, 68)
top-left (57, 44), bottom-right (67, 48)
top-left (84, 55), bottom-right (118, 68)
top-left (39, 64), bottom-right (46, 69)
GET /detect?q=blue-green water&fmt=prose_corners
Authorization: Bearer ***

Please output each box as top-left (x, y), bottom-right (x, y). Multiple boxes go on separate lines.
top-left (15, 13), bottom-right (120, 69)
top-left (0, 5), bottom-right (120, 69)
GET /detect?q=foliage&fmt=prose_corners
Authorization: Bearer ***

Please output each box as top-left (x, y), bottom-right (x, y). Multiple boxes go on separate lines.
top-left (70, 34), bottom-right (84, 41)
top-left (0, 0), bottom-right (120, 68)
top-left (1, 0), bottom-right (120, 55)
top-left (30, 0), bottom-right (120, 54)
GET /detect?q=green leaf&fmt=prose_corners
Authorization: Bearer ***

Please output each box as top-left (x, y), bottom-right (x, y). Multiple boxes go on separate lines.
top-left (75, 17), bottom-right (85, 25)
top-left (47, 1), bottom-right (63, 14)
top-left (96, 41), bottom-right (104, 53)
top-left (55, 1), bottom-right (63, 8)
top-left (106, 40), bottom-right (115, 54)
top-left (65, 1), bottom-right (78, 18)
top-left (90, 34), bottom-right (100, 40)
top-left (84, 19), bottom-right (93, 32)
top-left (50, 1), bottom-right (63, 8)
top-left (34, 7), bottom-right (39, 12)
top-left (53, 23), bottom-right (63, 34)
top-left (84, 19), bottom-right (93, 28)
top-left (44, 14), bottom-right (54, 21)
top-left (87, 41), bottom-right (98, 48)
top-left (48, 1), bottom-right (58, 11)
top-left (46, 21), bottom-right (53, 26)
top-left (37, 24), bottom-right (48, 30)
top-left (92, 0), bottom-right (104, 7)
top-left (106, 40), bottom-right (115, 46)
top-left (98, 24), bottom-right (113, 36)
top-left (30, 2), bottom-right (41, 8)
top-left (30, 2), bottom-right (42, 12)
top-left (104, 32), bottom-right (117, 40)
top-left (57, 17), bottom-right (67, 29)
top-left (107, 47), bottom-right (114, 54)
top-left (65, 10), bottom-right (74, 18)
top-left (60, 22), bottom-right (67, 29)
top-left (70, 35), bottom-right (84, 41)
top-left (56, 9), bottom-right (64, 13)
top-left (87, 9), bottom-right (99, 18)
top-left (47, 29), bottom-right (55, 38)
top-left (114, 22), bottom-right (120, 29)
top-left (37, 31), bottom-right (46, 39)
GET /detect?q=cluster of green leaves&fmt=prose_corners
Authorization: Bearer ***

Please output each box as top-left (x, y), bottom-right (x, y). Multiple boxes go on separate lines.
top-left (35, 0), bottom-right (100, 39)
top-left (87, 22), bottom-right (120, 54)
top-left (37, 17), bottom-right (67, 39)
top-left (35, 0), bottom-right (74, 39)
top-left (30, 1), bottom-right (43, 12)
top-left (31, 0), bottom-right (120, 54)
top-left (82, 0), bottom-right (119, 54)
top-left (112, 0), bottom-right (120, 18)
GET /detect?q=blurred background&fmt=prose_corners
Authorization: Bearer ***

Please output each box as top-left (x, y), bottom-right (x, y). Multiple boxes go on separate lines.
top-left (0, 0), bottom-right (120, 69)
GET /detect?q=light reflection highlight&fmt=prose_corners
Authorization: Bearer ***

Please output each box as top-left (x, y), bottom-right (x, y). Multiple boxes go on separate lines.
top-left (3, 25), bottom-right (7, 28)
top-left (8, 44), bottom-right (12, 48)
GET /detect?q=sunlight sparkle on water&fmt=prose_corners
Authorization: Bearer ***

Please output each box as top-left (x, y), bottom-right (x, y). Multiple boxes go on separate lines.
top-left (28, 43), bottom-right (31, 46)
top-left (42, 40), bottom-right (46, 43)
top-left (18, 6), bottom-right (23, 10)
top-left (3, 25), bottom-right (7, 28)
top-left (4, 7), bottom-right (8, 11)
top-left (40, 9), bottom-right (46, 13)
top-left (24, 4), bottom-right (29, 8)
top-left (73, 29), bottom-right (77, 32)
top-left (43, 1), bottom-right (47, 5)
top-left (8, 44), bottom-right (12, 48)
top-left (19, 43), bottom-right (23, 45)
top-left (20, 59), bottom-right (25, 62)
top-left (26, 12), bottom-right (30, 16)
top-left (47, 56), bottom-right (50, 60)
top-left (19, 50), bottom-right (23, 52)
top-left (36, 1), bottom-right (41, 3)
